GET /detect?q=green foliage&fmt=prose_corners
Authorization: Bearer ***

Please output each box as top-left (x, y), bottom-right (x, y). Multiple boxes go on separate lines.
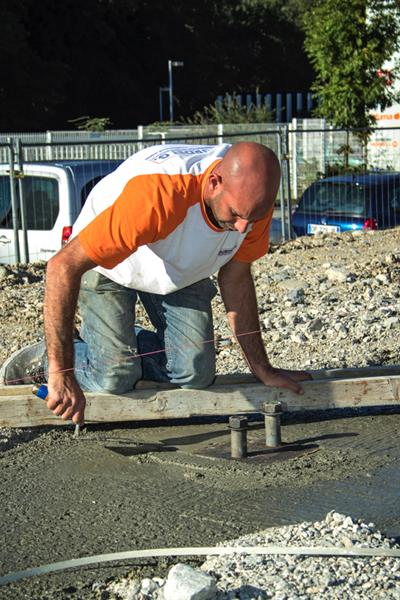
top-left (183, 94), bottom-right (274, 124)
top-left (303, 0), bottom-right (400, 131)
top-left (322, 162), bottom-right (368, 177)
top-left (68, 116), bottom-right (112, 132)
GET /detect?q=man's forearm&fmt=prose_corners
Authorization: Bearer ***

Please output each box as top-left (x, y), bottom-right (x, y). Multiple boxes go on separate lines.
top-left (44, 258), bottom-right (81, 374)
top-left (218, 261), bottom-right (272, 381)
top-left (44, 238), bottom-right (96, 377)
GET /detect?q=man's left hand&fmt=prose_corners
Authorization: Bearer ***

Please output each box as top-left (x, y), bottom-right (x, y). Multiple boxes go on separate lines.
top-left (276, 368), bottom-right (312, 382)
top-left (259, 367), bottom-right (312, 394)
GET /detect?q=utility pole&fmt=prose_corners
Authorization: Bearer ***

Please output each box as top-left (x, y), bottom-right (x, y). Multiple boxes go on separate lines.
top-left (168, 60), bottom-right (184, 122)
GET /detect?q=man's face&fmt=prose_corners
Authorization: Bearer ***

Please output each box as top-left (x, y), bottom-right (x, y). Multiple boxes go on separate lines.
top-left (207, 189), bottom-right (267, 234)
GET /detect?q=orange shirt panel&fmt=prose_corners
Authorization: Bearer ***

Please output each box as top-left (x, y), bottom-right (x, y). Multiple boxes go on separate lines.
top-left (233, 208), bottom-right (273, 263)
top-left (78, 173), bottom-right (201, 268)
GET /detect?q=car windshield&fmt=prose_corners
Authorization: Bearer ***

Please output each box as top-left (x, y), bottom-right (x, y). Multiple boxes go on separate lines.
top-left (298, 182), bottom-right (367, 215)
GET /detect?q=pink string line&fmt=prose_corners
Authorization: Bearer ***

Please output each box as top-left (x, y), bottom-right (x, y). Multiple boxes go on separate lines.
top-left (5, 329), bottom-right (262, 386)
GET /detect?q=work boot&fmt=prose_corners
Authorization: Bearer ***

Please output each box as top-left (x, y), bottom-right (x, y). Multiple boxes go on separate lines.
top-left (0, 340), bottom-right (47, 385)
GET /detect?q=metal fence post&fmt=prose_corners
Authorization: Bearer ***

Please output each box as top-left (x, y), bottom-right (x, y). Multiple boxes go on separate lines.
top-left (7, 137), bottom-right (21, 264)
top-left (289, 119), bottom-right (298, 201)
top-left (281, 126), bottom-right (293, 240)
top-left (321, 118), bottom-right (327, 176)
top-left (137, 125), bottom-right (143, 151)
top-left (16, 139), bottom-right (29, 263)
top-left (46, 131), bottom-right (53, 160)
top-left (217, 123), bottom-right (224, 145)
top-left (276, 129), bottom-right (287, 241)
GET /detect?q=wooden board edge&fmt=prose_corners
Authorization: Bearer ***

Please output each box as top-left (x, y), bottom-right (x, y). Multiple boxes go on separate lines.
top-left (0, 374), bottom-right (400, 427)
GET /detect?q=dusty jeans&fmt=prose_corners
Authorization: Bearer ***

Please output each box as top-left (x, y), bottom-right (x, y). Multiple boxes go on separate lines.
top-left (73, 271), bottom-right (217, 393)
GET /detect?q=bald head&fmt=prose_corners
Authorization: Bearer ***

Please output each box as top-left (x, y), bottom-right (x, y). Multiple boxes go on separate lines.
top-left (221, 142), bottom-right (280, 197)
top-left (204, 142), bottom-right (281, 233)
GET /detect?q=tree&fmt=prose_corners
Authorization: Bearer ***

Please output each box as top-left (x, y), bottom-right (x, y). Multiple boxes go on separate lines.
top-left (0, 0), bottom-right (68, 130)
top-left (303, 0), bottom-right (400, 131)
top-left (0, 0), bottom-right (314, 130)
top-left (183, 93), bottom-right (274, 124)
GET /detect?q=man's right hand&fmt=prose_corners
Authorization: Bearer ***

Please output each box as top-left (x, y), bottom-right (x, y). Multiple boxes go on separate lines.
top-left (44, 238), bottom-right (95, 426)
top-left (46, 372), bottom-right (86, 424)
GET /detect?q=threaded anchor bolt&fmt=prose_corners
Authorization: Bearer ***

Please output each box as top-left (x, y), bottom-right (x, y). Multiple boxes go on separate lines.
top-left (263, 402), bottom-right (285, 448)
top-left (229, 415), bottom-right (248, 459)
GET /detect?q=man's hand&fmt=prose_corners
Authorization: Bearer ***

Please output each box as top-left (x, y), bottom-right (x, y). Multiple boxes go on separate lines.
top-left (218, 259), bottom-right (312, 396)
top-left (259, 367), bottom-right (312, 395)
top-left (44, 238), bottom-right (95, 424)
top-left (46, 372), bottom-right (86, 424)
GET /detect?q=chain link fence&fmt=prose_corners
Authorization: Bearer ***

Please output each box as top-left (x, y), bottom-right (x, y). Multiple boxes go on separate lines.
top-left (0, 122), bottom-right (399, 264)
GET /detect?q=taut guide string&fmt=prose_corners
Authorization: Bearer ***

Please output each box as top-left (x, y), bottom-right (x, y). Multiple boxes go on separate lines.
top-left (5, 328), bottom-right (263, 385)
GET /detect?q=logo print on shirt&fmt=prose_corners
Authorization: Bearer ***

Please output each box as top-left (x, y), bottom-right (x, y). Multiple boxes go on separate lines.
top-left (218, 246), bottom-right (237, 256)
top-left (146, 146), bottom-right (212, 164)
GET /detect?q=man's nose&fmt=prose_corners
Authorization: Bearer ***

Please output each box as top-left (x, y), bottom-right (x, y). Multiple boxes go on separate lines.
top-left (234, 218), bottom-right (250, 233)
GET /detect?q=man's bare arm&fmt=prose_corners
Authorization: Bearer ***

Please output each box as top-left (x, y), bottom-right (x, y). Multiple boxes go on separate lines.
top-left (218, 259), bottom-right (310, 394)
top-left (44, 237), bottom-right (96, 423)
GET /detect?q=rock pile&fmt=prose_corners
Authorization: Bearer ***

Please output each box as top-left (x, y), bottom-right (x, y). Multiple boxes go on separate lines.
top-left (95, 512), bottom-right (400, 599)
top-left (1, 229), bottom-right (399, 375)
top-left (213, 229), bottom-right (400, 374)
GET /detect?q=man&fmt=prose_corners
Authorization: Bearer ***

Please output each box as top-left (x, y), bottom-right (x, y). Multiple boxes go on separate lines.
top-left (1, 142), bottom-right (309, 423)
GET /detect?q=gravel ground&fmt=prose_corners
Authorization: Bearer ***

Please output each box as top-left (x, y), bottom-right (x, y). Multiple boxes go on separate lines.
top-left (1, 228), bottom-right (399, 374)
top-left (1, 229), bottom-right (400, 598)
top-left (202, 512), bottom-right (400, 600)
top-left (96, 512), bottom-right (400, 599)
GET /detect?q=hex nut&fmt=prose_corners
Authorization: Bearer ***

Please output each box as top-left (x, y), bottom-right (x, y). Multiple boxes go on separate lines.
top-left (263, 401), bottom-right (286, 414)
top-left (229, 415), bottom-right (248, 429)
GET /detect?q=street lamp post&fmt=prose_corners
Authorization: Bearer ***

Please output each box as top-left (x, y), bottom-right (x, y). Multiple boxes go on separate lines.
top-left (159, 87), bottom-right (169, 122)
top-left (168, 60), bottom-right (184, 122)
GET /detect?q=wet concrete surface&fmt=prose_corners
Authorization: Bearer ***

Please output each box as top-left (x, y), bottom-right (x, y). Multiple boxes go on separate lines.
top-left (1, 409), bottom-right (400, 598)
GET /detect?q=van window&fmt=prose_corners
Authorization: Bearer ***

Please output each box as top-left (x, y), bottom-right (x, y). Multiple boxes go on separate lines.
top-left (0, 175), bottom-right (59, 230)
top-left (0, 175), bottom-right (17, 227)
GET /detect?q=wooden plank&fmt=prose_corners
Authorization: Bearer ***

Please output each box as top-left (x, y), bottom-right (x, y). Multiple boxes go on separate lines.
top-left (136, 365), bottom-right (400, 389)
top-left (0, 375), bottom-right (399, 428)
top-left (2, 365), bottom-right (399, 397)
top-left (0, 385), bottom-right (33, 397)
top-left (308, 365), bottom-right (400, 380)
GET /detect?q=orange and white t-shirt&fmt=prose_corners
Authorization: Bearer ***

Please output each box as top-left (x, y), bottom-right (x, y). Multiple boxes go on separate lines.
top-left (73, 144), bottom-right (273, 294)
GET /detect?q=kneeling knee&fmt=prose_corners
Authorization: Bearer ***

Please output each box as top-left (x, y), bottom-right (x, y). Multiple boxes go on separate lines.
top-left (98, 379), bottom-right (133, 395)
top-left (178, 367), bottom-right (216, 390)
top-left (96, 369), bottom-right (140, 395)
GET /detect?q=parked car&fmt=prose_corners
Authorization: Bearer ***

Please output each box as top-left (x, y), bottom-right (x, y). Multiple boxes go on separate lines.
top-left (0, 160), bottom-right (122, 263)
top-left (269, 215), bottom-right (293, 244)
top-left (292, 172), bottom-right (400, 237)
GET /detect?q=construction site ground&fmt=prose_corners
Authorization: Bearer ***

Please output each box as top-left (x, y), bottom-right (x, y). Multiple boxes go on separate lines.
top-left (1, 229), bottom-right (400, 597)
top-left (1, 406), bottom-right (400, 599)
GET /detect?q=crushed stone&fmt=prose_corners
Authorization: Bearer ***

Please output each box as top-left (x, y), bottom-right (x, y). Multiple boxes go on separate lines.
top-left (1, 229), bottom-right (400, 450)
top-left (94, 512), bottom-right (400, 599)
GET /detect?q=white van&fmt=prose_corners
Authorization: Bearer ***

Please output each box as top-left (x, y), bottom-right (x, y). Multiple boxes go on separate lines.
top-left (0, 160), bottom-right (121, 264)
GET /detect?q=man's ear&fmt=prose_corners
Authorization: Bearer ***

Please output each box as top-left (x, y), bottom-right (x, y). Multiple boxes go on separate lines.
top-left (208, 171), bottom-right (222, 192)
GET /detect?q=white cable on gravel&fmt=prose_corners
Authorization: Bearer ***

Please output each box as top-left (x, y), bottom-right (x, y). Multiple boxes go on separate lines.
top-left (1, 541), bottom-right (400, 586)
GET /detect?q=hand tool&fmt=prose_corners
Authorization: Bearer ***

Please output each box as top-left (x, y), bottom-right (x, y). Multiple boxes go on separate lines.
top-left (32, 383), bottom-right (82, 437)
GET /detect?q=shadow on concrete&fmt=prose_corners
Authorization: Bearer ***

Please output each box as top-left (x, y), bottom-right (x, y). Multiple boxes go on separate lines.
top-left (105, 443), bottom-right (177, 456)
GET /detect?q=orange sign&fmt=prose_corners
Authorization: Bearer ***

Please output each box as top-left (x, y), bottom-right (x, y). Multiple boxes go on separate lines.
top-left (372, 112), bottom-right (400, 121)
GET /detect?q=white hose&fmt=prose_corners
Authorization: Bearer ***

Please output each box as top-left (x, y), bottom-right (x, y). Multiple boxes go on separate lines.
top-left (1, 544), bottom-right (400, 586)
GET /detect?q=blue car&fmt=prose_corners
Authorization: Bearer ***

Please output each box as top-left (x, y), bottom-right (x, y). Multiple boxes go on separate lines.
top-left (292, 172), bottom-right (400, 237)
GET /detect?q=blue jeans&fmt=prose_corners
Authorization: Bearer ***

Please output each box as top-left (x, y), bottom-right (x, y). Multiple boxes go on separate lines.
top-left (74, 271), bottom-right (217, 393)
